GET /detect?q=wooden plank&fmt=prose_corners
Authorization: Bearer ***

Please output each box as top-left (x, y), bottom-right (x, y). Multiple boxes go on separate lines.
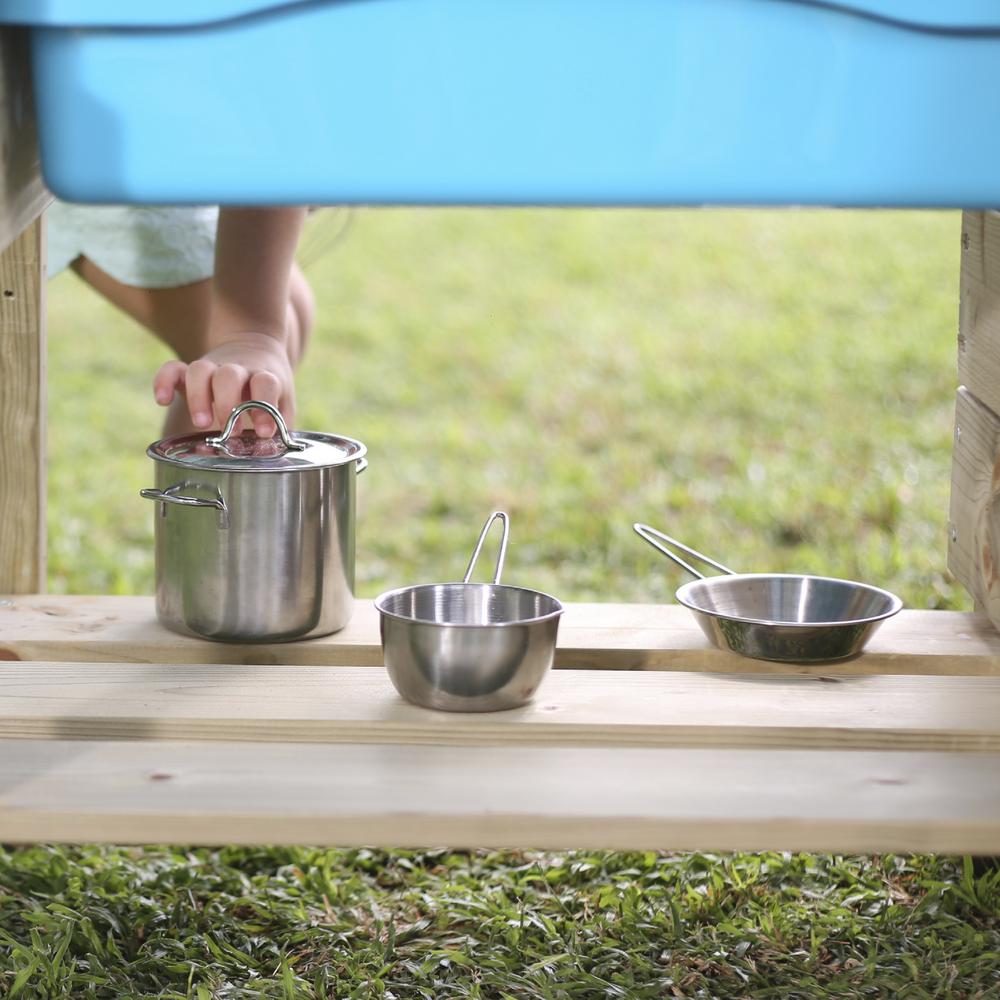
top-left (0, 216), bottom-right (45, 594)
top-left (948, 386), bottom-right (1000, 618)
top-left (953, 211), bottom-right (1000, 632)
top-left (0, 28), bottom-right (49, 252)
top-left (1, 662), bottom-right (1000, 753)
top-left (1, 739), bottom-right (999, 853)
top-left (959, 211), bottom-right (1000, 418)
top-left (2, 595), bottom-right (999, 675)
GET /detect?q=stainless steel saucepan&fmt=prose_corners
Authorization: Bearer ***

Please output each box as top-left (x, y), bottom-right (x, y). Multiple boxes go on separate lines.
top-left (375, 511), bottom-right (564, 711)
top-left (633, 523), bottom-right (903, 663)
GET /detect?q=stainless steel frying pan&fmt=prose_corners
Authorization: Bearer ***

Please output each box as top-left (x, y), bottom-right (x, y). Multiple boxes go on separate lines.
top-left (633, 523), bottom-right (903, 663)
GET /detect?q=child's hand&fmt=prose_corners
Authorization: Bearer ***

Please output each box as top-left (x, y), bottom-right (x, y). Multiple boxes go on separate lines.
top-left (153, 330), bottom-right (295, 438)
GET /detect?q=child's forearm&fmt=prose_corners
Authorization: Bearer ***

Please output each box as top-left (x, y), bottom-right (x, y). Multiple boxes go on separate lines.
top-left (152, 206), bottom-right (308, 437)
top-left (208, 207), bottom-right (308, 344)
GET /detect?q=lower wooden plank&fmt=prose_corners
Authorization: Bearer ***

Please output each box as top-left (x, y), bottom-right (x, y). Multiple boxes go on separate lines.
top-left (1, 740), bottom-right (998, 853)
top-left (1, 595), bottom-right (998, 676)
top-left (2, 663), bottom-right (1000, 753)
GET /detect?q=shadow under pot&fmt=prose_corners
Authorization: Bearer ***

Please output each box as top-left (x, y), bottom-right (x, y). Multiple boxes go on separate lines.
top-left (141, 400), bottom-right (367, 643)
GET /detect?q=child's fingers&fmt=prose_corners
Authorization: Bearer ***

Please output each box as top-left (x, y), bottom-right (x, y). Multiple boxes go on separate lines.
top-left (184, 359), bottom-right (218, 429)
top-left (210, 364), bottom-right (250, 431)
top-left (153, 360), bottom-right (187, 407)
top-left (280, 384), bottom-right (297, 434)
top-left (248, 371), bottom-right (282, 437)
top-left (280, 390), bottom-right (296, 435)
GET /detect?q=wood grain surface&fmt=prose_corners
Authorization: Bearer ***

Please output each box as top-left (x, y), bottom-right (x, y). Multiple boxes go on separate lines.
top-left (949, 387), bottom-right (1000, 616)
top-left (0, 28), bottom-right (50, 253)
top-left (1, 595), bottom-right (997, 674)
top-left (0, 218), bottom-right (45, 594)
top-left (1, 739), bottom-right (998, 853)
top-left (0, 662), bottom-right (997, 752)
top-left (959, 210), bottom-right (1000, 418)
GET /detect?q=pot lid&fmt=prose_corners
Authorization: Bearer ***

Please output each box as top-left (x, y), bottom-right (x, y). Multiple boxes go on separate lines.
top-left (147, 400), bottom-right (366, 472)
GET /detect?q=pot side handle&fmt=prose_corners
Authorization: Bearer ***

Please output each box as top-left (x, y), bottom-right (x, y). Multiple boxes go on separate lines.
top-left (356, 457), bottom-right (368, 474)
top-left (140, 485), bottom-right (229, 529)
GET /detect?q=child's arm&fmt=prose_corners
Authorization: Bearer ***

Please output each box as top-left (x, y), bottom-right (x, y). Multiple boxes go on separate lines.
top-left (153, 206), bottom-right (308, 438)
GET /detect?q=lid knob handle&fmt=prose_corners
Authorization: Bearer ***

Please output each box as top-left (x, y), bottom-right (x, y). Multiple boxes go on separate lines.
top-left (206, 400), bottom-right (306, 451)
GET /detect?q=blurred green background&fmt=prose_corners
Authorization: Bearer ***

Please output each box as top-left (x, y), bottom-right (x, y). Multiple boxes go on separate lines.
top-left (47, 207), bottom-right (966, 609)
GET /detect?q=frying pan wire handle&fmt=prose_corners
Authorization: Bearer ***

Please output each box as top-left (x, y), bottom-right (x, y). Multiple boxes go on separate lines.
top-left (463, 510), bottom-right (510, 585)
top-left (633, 523), bottom-right (736, 579)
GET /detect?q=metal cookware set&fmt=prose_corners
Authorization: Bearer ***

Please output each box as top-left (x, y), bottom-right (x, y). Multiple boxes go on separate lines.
top-left (141, 401), bottom-right (903, 711)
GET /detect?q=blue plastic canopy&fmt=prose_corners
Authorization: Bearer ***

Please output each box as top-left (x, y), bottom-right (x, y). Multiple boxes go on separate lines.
top-left (3, 0), bottom-right (999, 206)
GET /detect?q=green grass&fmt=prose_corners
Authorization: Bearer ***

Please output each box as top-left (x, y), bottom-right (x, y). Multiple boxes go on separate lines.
top-left (4, 207), bottom-right (993, 998)
top-left (46, 207), bottom-right (963, 607)
top-left (3, 847), bottom-right (1000, 998)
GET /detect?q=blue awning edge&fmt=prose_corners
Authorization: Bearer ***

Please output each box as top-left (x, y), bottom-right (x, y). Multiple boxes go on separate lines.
top-left (0, 0), bottom-right (1000, 33)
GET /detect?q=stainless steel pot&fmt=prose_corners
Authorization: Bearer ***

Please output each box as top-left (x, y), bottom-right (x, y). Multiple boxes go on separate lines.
top-left (141, 400), bottom-right (367, 643)
top-left (374, 511), bottom-right (564, 712)
top-left (634, 523), bottom-right (903, 663)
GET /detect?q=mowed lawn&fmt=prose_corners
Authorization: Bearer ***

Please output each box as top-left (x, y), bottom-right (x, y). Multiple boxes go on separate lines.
top-left (4, 208), bottom-right (997, 999)
top-left (46, 207), bottom-right (963, 607)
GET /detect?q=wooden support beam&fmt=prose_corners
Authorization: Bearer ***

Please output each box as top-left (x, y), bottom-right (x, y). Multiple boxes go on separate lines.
top-left (949, 387), bottom-right (998, 612)
top-left (0, 26), bottom-right (48, 594)
top-left (2, 662), bottom-right (1000, 753)
top-left (2, 596), bottom-right (1000, 675)
top-left (958, 210), bottom-right (1000, 416)
top-left (948, 212), bottom-right (1000, 630)
top-left (0, 28), bottom-right (49, 254)
top-left (0, 216), bottom-right (45, 593)
top-left (2, 739), bottom-right (999, 853)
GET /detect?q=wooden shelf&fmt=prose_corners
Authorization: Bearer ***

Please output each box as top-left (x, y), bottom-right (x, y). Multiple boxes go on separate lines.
top-left (2, 595), bottom-right (997, 675)
top-left (1, 661), bottom-right (1000, 753)
top-left (3, 740), bottom-right (998, 854)
top-left (1, 596), bottom-right (999, 851)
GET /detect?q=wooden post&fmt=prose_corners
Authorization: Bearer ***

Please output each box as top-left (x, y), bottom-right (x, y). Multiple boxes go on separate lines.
top-left (0, 27), bottom-right (50, 594)
top-left (948, 211), bottom-right (1000, 622)
top-left (0, 217), bottom-right (45, 593)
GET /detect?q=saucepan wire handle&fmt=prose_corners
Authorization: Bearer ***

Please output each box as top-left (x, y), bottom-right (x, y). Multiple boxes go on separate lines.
top-left (463, 510), bottom-right (510, 585)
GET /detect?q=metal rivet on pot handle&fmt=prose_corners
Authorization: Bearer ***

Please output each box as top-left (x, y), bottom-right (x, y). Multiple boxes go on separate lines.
top-left (140, 483), bottom-right (229, 528)
top-left (206, 400), bottom-right (306, 451)
top-left (463, 510), bottom-right (509, 584)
